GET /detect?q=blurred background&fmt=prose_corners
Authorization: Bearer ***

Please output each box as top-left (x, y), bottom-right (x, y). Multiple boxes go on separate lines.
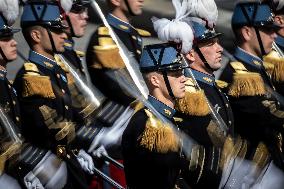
top-left (10, 0), bottom-right (236, 80)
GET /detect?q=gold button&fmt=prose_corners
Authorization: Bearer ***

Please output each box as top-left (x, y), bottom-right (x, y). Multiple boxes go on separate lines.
top-left (136, 50), bottom-right (141, 54)
top-left (132, 35), bottom-right (137, 40)
top-left (62, 89), bottom-right (65, 94)
top-left (16, 116), bottom-right (20, 121)
top-left (65, 105), bottom-right (69, 110)
top-left (57, 74), bottom-right (60, 78)
top-left (13, 101), bottom-right (16, 105)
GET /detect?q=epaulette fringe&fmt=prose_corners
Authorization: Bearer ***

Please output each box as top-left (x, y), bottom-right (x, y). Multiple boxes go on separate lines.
top-left (92, 47), bottom-right (125, 69)
top-left (176, 90), bottom-right (210, 116)
top-left (263, 56), bottom-right (284, 82)
top-left (228, 72), bottom-right (266, 97)
top-left (22, 75), bottom-right (56, 99)
top-left (139, 109), bottom-right (180, 153)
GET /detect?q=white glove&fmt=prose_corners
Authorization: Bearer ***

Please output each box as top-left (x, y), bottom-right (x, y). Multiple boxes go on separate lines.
top-left (92, 145), bottom-right (108, 159)
top-left (24, 172), bottom-right (44, 189)
top-left (76, 149), bottom-right (95, 174)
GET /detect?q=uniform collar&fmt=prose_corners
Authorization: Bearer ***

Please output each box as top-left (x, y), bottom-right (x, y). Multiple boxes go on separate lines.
top-left (29, 50), bottom-right (57, 71)
top-left (0, 69), bottom-right (7, 80)
top-left (64, 38), bottom-right (74, 51)
top-left (107, 14), bottom-right (133, 33)
top-left (191, 69), bottom-right (215, 86)
top-left (234, 47), bottom-right (263, 69)
top-left (275, 35), bottom-right (284, 50)
top-left (148, 95), bottom-right (176, 119)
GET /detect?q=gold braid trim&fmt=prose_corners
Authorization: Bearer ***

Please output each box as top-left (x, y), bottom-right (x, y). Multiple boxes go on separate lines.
top-left (263, 56), bottom-right (284, 82)
top-left (252, 142), bottom-right (270, 170)
top-left (228, 72), bottom-right (266, 97)
top-left (39, 105), bottom-right (76, 144)
top-left (262, 100), bottom-right (284, 118)
top-left (175, 79), bottom-right (210, 116)
top-left (207, 120), bottom-right (226, 148)
top-left (0, 142), bottom-right (21, 175)
top-left (139, 109), bottom-right (180, 153)
top-left (220, 136), bottom-right (247, 171)
top-left (22, 75), bottom-right (55, 99)
top-left (135, 28), bottom-right (151, 37)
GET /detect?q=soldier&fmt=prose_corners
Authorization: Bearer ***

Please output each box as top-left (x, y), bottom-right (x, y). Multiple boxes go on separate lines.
top-left (61, 0), bottom-right (89, 76)
top-left (219, 1), bottom-right (284, 170)
top-left (85, 0), bottom-right (150, 187)
top-left (152, 0), bottom-right (235, 187)
top-left (260, 0), bottom-right (284, 96)
top-left (13, 0), bottom-right (96, 188)
top-left (272, 0), bottom-right (284, 52)
top-left (121, 43), bottom-right (188, 189)
top-left (86, 0), bottom-right (150, 106)
top-left (0, 1), bottom-right (69, 189)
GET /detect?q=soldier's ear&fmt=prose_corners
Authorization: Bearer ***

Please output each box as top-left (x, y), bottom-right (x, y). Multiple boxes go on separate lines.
top-left (185, 49), bottom-right (195, 62)
top-left (275, 15), bottom-right (284, 27)
top-left (110, 0), bottom-right (121, 7)
top-left (240, 26), bottom-right (253, 42)
top-left (30, 29), bottom-right (42, 43)
top-left (150, 73), bottom-right (161, 88)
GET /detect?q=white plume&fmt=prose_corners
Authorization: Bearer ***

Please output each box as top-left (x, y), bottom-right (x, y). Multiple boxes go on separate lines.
top-left (187, 0), bottom-right (218, 28)
top-left (152, 17), bottom-right (194, 54)
top-left (60, 0), bottom-right (73, 13)
top-left (274, 0), bottom-right (284, 11)
top-left (0, 0), bottom-right (19, 25)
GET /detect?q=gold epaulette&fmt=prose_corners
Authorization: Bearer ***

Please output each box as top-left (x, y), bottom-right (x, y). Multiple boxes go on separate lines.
top-left (263, 53), bottom-right (284, 82)
top-left (139, 109), bottom-right (180, 153)
top-left (24, 62), bottom-right (40, 75)
top-left (75, 50), bottom-right (85, 58)
top-left (22, 63), bottom-right (55, 98)
top-left (263, 61), bottom-right (275, 76)
top-left (135, 28), bottom-right (151, 37)
top-left (175, 78), bottom-right (210, 116)
top-left (91, 26), bottom-right (125, 69)
top-left (215, 80), bottom-right (228, 89)
top-left (228, 61), bottom-right (266, 97)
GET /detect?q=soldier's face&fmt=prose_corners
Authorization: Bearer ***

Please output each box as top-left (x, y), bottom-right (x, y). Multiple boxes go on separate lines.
top-left (121, 0), bottom-right (144, 16)
top-left (67, 9), bottom-right (89, 37)
top-left (197, 38), bottom-right (223, 71)
top-left (0, 36), bottom-right (17, 62)
top-left (257, 27), bottom-right (278, 55)
top-left (158, 70), bottom-right (186, 99)
top-left (40, 28), bottom-right (67, 53)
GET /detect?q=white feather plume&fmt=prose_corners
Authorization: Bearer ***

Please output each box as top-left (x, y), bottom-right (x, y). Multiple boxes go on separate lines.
top-left (60, 0), bottom-right (73, 13)
top-left (152, 17), bottom-right (194, 54)
top-left (187, 0), bottom-right (218, 28)
top-left (0, 0), bottom-right (19, 25)
top-left (274, 0), bottom-right (284, 11)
